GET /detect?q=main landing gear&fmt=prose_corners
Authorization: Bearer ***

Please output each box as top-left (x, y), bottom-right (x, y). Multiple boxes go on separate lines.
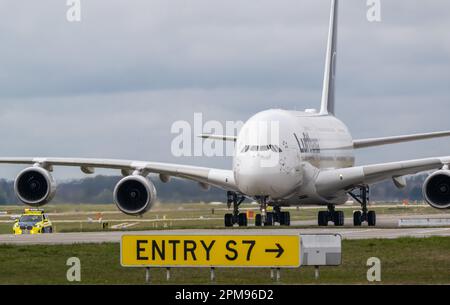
top-left (254, 197), bottom-right (291, 227)
top-left (348, 185), bottom-right (376, 226)
top-left (224, 191), bottom-right (247, 227)
top-left (317, 204), bottom-right (345, 226)
top-left (317, 186), bottom-right (376, 227)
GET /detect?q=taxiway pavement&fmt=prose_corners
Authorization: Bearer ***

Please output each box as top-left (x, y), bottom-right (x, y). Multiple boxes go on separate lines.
top-left (1, 227), bottom-right (449, 245)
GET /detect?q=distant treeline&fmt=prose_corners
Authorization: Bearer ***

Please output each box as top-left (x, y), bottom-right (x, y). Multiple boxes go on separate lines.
top-left (0, 176), bottom-right (224, 205)
top-left (0, 174), bottom-right (428, 205)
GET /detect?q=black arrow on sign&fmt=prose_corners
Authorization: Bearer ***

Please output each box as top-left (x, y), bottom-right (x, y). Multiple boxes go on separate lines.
top-left (265, 243), bottom-right (284, 258)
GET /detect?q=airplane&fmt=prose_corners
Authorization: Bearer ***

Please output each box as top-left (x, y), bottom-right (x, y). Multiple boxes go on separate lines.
top-left (1, 0), bottom-right (450, 227)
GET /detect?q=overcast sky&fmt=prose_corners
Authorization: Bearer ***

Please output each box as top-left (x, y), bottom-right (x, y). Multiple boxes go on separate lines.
top-left (0, 0), bottom-right (449, 180)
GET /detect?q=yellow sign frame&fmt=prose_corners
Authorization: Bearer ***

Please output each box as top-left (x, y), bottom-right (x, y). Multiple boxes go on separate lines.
top-left (121, 234), bottom-right (301, 268)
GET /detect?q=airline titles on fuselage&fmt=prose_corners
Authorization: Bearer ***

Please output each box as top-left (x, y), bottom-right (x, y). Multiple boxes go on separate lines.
top-left (295, 132), bottom-right (321, 154)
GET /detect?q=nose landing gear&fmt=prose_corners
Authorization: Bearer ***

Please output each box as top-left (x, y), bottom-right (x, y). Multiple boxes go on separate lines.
top-left (224, 191), bottom-right (247, 227)
top-left (224, 194), bottom-right (292, 227)
top-left (255, 197), bottom-right (291, 226)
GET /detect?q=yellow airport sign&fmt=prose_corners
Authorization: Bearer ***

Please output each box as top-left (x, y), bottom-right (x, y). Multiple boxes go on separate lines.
top-left (121, 235), bottom-right (300, 268)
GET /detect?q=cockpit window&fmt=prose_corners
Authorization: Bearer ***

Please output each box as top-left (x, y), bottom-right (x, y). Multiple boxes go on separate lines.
top-left (259, 146), bottom-right (269, 152)
top-left (241, 145), bottom-right (282, 153)
top-left (19, 215), bottom-right (42, 224)
top-left (268, 145), bottom-right (282, 153)
top-left (242, 146), bottom-right (250, 153)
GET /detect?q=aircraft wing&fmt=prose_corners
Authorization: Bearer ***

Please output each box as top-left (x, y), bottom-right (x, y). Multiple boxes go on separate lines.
top-left (315, 156), bottom-right (450, 195)
top-left (0, 157), bottom-right (238, 192)
top-left (353, 130), bottom-right (450, 149)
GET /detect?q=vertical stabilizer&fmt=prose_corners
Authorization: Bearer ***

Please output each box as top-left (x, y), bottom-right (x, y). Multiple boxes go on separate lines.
top-left (319, 0), bottom-right (338, 115)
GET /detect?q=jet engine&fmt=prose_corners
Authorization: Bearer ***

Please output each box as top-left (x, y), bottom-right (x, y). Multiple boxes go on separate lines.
top-left (113, 175), bottom-right (157, 215)
top-left (423, 170), bottom-right (450, 209)
top-left (14, 167), bottom-right (56, 206)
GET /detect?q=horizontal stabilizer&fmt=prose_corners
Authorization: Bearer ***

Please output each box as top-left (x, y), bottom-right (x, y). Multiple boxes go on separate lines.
top-left (353, 130), bottom-right (450, 149)
top-left (198, 134), bottom-right (237, 142)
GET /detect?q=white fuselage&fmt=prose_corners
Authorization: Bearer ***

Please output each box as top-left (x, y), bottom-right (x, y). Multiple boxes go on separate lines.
top-left (233, 109), bottom-right (354, 206)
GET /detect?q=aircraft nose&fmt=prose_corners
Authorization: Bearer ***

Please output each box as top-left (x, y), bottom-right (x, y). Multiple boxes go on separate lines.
top-left (236, 166), bottom-right (271, 196)
top-left (235, 154), bottom-right (297, 197)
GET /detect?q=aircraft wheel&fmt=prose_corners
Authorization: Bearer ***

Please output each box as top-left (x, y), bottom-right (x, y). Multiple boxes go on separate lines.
top-left (334, 211), bottom-right (345, 226)
top-left (264, 213), bottom-right (274, 226)
top-left (367, 211), bottom-right (376, 226)
top-left (272, 211), bottom-right (279, 223)
top-left (285, 212), bottom-right (291, 226)
top-left (280, 212), bottom-right (291, 226)
top-left (318, 211), bottom-right (328, 226)
top-left (255, 214), bottom-right (262, 227)
top-left (353, 211), bottom-right (362, 226)
top-left (224, 214), bottom-right (233, 227)
top-left (238, 213), bottom-right (248, 227)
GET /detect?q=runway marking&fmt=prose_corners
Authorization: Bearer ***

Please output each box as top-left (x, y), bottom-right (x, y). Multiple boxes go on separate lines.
top-left (416, 228), bottom-right (450, 235)
top-left (337, 229), bottom-right (375, 235)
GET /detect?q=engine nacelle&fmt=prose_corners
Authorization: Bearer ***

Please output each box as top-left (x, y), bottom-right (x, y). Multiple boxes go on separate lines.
top-left (423, 170), bottom-right (450, 209)
top-left (113, 175), bottom-right (157, 215)
top-left (14, 167), bottom-right (56, 206)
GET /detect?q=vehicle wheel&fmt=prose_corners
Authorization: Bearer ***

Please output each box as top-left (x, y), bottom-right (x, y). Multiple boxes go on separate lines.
top-left (272, 211), bottom-right (279, 223)
top-left (353, 211), bottom-right (362, 226)
top-left (238, 213), bottom-right (248, 227)
top-left (255, 214), bottom-right (262, 227)
top-left (318, 211), bottom-right (328, 226)
top-left (279, 212), bottom-right (285, 225)
top-left (224, 214), bottom-right (233, 227)
top-left (367, 211), bottom-right (376, 226)
top-left (264, 213), bottom-right (274, 226)
top-left (285, 212), bottom-right (291, 226)
top-left (334, 211), bottom-right (344, 226)
top-left (48, 227), bottom-right (53, 233)
top-left (280, 212), bottom-right (291, 226)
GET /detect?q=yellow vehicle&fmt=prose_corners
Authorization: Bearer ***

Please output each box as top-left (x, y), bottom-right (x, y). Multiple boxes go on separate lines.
top-left (13, 209), bottom-right (53, 235)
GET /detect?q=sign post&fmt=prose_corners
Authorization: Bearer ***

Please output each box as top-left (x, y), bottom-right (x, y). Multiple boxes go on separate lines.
top-left (120, 233), bottom-right (341, 283)
top-left (145, 267), bottom-right (150, 283)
